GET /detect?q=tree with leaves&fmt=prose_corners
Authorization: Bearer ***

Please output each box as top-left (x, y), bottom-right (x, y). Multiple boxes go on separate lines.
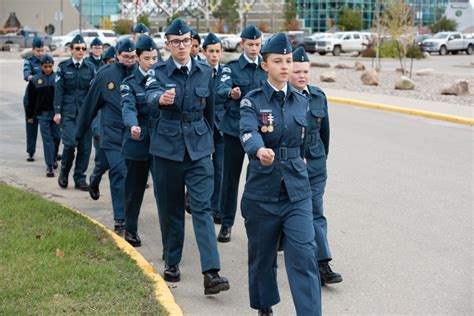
top-left (284, 0), bottom-right (299, 31)
top-left (137, 14), bottom-right (151, 28)
top-left (429, 16), bottom-right (458, 33)
top-left (337, 7), bottom-right (362, 31)
top-left (213, 0), bottom-right (239, 33)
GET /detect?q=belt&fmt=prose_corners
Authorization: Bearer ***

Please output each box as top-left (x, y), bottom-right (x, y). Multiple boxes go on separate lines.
top-left (273, 147), bottom-right (300, 160)
top-left (161, 110), bottom-right (203, 122)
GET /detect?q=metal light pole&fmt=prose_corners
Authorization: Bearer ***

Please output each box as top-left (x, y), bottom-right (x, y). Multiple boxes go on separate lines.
top-left (79, 0), bottom-right (82, 33)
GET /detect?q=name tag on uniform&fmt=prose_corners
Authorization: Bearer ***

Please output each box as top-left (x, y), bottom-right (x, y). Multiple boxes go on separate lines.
top-left (165, 83), bottom-right (176, 89)
top-left (136, 92), bottom-right (145, 96)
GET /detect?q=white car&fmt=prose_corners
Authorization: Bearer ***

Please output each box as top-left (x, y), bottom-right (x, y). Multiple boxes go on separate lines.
top-left (316, 32), bottom-right (368, 56)
top-left (222, 33), bottom-right (242, 52)
top-left (53, 29), bottom-right (117, 49)
top-left (152, 32), bottom-right (166, 50)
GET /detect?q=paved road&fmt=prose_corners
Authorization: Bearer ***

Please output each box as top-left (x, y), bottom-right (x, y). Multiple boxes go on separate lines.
top-left (1, 58), bottom-right (472, 315)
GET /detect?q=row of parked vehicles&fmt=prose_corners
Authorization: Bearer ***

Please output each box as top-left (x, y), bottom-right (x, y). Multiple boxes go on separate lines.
top-left (3, 27), bottom-right (472, 57)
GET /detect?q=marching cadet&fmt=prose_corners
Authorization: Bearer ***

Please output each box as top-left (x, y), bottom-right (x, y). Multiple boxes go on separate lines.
top-left (289, 47), bottom-right (342, 286)
top-left (202, 32), bottom-right (226, 223)
top-left (88, 46), bottom-right (117, 200)
top-left (26, 55), bottom-right (60, 177)
top-left (216, 25), bottom-right (267, 242)
top-left (102, 46), bottom-right (117, 65)
top-left (190, 30), bottom-right (203, 61)
top-left (120, 35), bottom-right (160, 247)
top-left (85, 37), bottom-right (103, 70)
top-left (239, 33), bottom-right (321, 316)
top-left (132, 23), bottom-right (150, 43)
top-left (146, 18), bottom-right (230, 295)
top-left (76, 39), bottom-right (137, 231)
top-left (54, 34), bottom-right (95, 191)
top-left (23, 36), bottom-right (45, 162)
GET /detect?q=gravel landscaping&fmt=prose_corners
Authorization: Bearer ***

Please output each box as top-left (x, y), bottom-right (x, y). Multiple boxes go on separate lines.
top-left (310, 64), bottom-right (474, 107)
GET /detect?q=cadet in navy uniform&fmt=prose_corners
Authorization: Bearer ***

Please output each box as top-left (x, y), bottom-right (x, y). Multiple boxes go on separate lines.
top-left (190, 30), bottom-right (203, 61)
top-left (289, 47), bottom-right (342, 286)
top-left (76, 39), bottom-right (137, 231)
top-left (54, 34), bottom-right (95, 190)
top-left (239, 33), bottom-right (321, 316)
top-left (146, 18), bottom-right (230, 295)
top-left (202, 32), bottom-right (226, 223)
top-left (102, 46), bottom-right (117, 65)
top-left (120, 35), bottom-right (160, 247)
top-left (85, 37), bottom-right (103, 70)
top-left (132, 23), bottom-right (149, 43)
top-left (27, 55), bottom-right (60, 177)
top-left (216, 25), bottom-right (267, 242)
top-left (23, 36), bottom-right (45, 162)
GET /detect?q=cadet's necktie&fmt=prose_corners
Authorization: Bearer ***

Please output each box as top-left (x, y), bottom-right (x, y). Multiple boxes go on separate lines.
top-left (212, 68), bottom-right (217, 78)
top-left (180, 65), bottom-right (188, 75)
top-left (248, 63), bottom-right (257, 70)
top-left (75, 63), bottom-right (80, 69)
top-left (302, 90), bottom-right (309, 97)
top-left (278, 90), bottom-right (286, 101)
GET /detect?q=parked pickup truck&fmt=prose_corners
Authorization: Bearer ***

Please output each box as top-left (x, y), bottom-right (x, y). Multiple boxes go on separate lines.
top-left (316, 32), bottom-right (368, 56)
top-left (421, 32), bottom-right (474, 55)
top-left (0, 29), bottom-right (55, 50)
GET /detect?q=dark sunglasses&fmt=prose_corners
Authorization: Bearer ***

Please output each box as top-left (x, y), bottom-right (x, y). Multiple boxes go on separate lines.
top-left (74, 47), bottom-right (87, 51)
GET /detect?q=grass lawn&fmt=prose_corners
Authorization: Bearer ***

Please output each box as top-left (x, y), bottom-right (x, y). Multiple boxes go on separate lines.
top-left (0, 183), bottom-right (167, 314)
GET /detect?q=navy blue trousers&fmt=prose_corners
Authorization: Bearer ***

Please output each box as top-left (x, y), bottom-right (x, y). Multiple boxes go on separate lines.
top-left (103, 149), bottom-right (126, 221)
top-left (211, 125), bottom-right (224, 216)
top-left (37, 111), bottom-right (60, 167)
top-left (90, 137), bottom-right (109, 188)
top-left (241, 196), bottom-right (321, 315)
top-left (153, 153), bottom-right (220, 272)
top-left (124, 158), bottom-right (151, 234)
top-left (23, 97), bottom-right (38, 156)
top-left (219, 133), bottom-right (245, 229)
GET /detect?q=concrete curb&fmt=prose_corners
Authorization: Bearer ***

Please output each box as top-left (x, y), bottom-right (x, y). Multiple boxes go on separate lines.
top-left (327, 96), bottom-right (474, 126)
top-left (65, 205), bottom-right (183, 316)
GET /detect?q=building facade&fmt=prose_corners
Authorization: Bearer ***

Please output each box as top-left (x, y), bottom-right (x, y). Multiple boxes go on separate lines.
top-left (297, 0), bottom-right (450, 33)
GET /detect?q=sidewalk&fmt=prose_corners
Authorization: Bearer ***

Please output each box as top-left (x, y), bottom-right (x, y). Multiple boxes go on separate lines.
top-left (323, 88), bottom-right (473, 120)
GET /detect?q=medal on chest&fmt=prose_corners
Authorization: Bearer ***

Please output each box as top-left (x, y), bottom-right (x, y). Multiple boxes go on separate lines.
top-left (260, 110), bottom-right (273, 133)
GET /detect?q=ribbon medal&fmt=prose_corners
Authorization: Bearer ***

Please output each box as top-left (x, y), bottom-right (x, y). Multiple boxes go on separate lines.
top-left (268, 113), bottom-right (274, 132)
top-left (260, 110), bottom-right (271, 133)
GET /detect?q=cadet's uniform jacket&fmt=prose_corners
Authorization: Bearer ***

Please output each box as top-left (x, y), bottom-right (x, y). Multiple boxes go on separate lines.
top-left (240, 81), bottom-right (311, 203)
top-left (76, 62), bottom-right (137, 151)
top-left (146, 57), bottom-right (215, 162)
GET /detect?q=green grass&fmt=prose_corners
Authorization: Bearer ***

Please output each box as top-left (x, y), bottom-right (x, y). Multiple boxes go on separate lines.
top-left (0, 183), bottom-right (167, 315)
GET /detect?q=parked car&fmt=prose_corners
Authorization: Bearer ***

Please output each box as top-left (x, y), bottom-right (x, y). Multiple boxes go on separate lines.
top-left (316, 32), bottom-right (368, 56)
top-left (222, 33), bottom-right (242, 52)
top-left (53, 29), bottom-right (117, 49)
top-left (152, 32), bottom-right (166, 49)
top-left (286, 31), bottom-right (316, 53)
top-left (0, 29), bottom-right (55, 50)
top-left (414, 34), bottom-right (432, 47)
top-left (421, 32), bottom-right (474, 55)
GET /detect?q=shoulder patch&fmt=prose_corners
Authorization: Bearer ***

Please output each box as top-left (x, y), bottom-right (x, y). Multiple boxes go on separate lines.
top-left (240, 98), bottom-right (252, 108)
top-left (242, 133), bottom-right (252, 143)
top-left (145, 76), bottom-right (156, 87)
top-left (222, 67), bottom-right (232, 74)
top-left (55, 74), bottom-right (61, 83)
top-left (220, 74), bottom-right (231, 82)
top-left (120, 84), bottom-right (130, 92)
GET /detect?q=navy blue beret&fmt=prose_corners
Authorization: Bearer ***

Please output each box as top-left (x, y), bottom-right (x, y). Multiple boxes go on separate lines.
top-left (135, 34), bottom-right (157, 51)
top-left (292, 47), bottom-right (309, 62)
top-left (103, 46), bottom-right (116, 60)
top-left (116, 38), bottom-right (136, 52)
top-left (133, 23), bottom-right (149, 34)
top-left (240, 25), bottom-right (262, 40)
top-left (32, 36), bottom-right (44, 48)
top-left (202, 32), bottom-right (221, 48)
top-left (40, 54), bottom-right (54, 64)
top-left (165, 18), bottom-right (191, 36)
top-left (71, 34), bottom-right (85, 45)
top-left (90, 37), bottom-right (103, 46)
top-left (261, 32), bottom-right (292, 55)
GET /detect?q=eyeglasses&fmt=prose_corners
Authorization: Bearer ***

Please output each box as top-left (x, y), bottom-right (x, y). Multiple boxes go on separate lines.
top-left (74, 47), bottom-right (87, 51)
top-left (120, 54), bottom-right (136, 61)
top-left (169, 38), bottom-right (192, 47)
